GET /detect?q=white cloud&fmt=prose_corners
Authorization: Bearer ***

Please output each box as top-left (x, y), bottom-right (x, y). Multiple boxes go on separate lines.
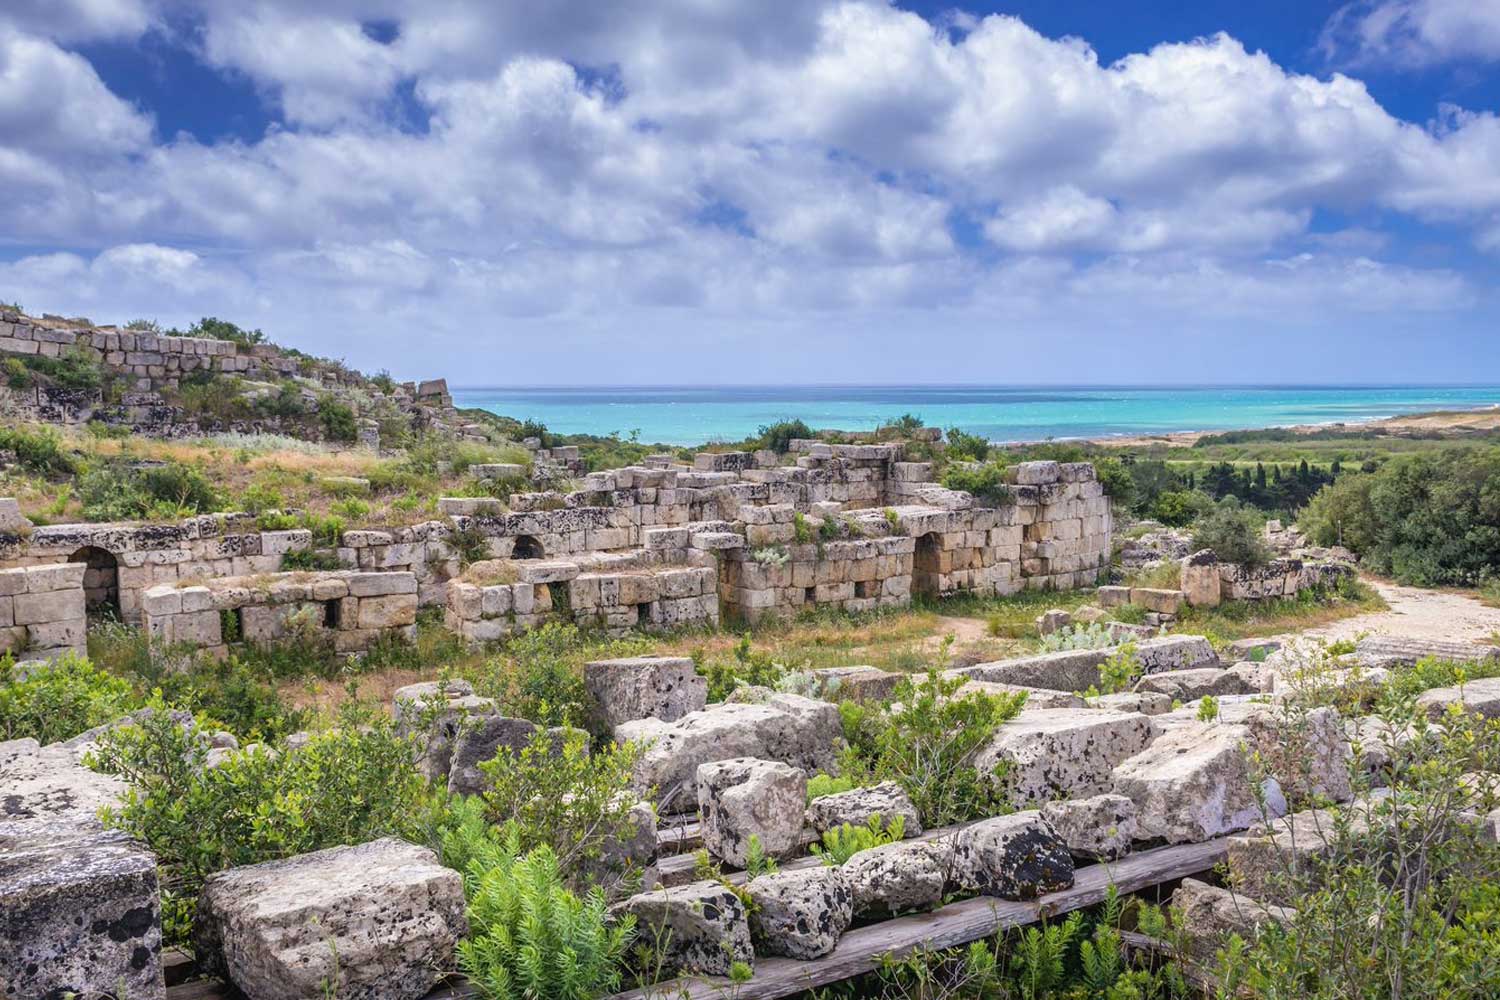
top-left (1322, 0), bottom-right (1500, 67)
top-left (1, 1), bottom-right (1498, 381)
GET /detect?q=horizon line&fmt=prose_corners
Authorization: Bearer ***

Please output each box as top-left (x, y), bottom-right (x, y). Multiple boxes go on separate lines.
top-left (448, 381), bottom-right (1500, 392)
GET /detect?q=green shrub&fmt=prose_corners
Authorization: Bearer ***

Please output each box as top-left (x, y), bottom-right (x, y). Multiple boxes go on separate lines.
top-left (839, 669), bottom-right (1026, 826)
top-left (279, 549), bottom-right (343, 571)
top-left (1085, 642), bottom-right (1140, 697)
top-left (21, 345), bottom-right (105, 391)
top-left (0, 652), bottom-right (138, 744)
top-left (1149, 489), bottom-right (1210, 527)
top-left (188, 316), bottom-right (263, 347)
top-left (478, 729), bottom-right (648, 882)
top-left (87, 705), bottom-right (429, 942)
top-left (0, 425), bottom-right (76, 476)
top-left (77, 460), bottom-right (220, 521)
top-left (697, 634), bottom-right (787, 702)
top-left (453, 822), bottom-right (635, 1000)
top-left (812, 813), bottom-right (906, 866)
top-left (1191, 497), bottom-right (1270, 566)
top-left (1300, 448), bottom-right (1500, 586)
top-left (806, 772), bottom-right (856, 801)
top-left (757, 419), bottom-right (814, 454)
top-left (942, 462), bottom-right (1013, 506)
top-left (1038, 622), bottom-right (1114, 652)
top-left (5, 356), bottom-right (31, 388)
top-left (945, 427), bottom-right (990, 462)
top-left (319, 397), bottom-right (358, 443)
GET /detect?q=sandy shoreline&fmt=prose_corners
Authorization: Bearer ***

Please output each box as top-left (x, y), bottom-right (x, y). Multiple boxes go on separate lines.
top-left (1071, 404), bottom-right (1500, 449)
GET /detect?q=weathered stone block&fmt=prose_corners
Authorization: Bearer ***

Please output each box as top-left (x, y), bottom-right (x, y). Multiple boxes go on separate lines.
top-left (945, 812), bottom-right (1075, 899)
top-left (842, 840), bottom-right (947, 917)
top-left (976, 708), bottom-right (1156, 806)
top-left (612, 880), bottom-right (753, 976)
top-left (584, 655), bottom-right (707, 727)
top-left (1040, 793), bottom-right (1137, 861)
top-left (195, 838), bottom-right (467, 1000)
top-left (697, 757), bottom-right (807, 866)
top-left (746, 867), bottom-right (853, 959)
top-left (805, 780), bottom-right (922, 838)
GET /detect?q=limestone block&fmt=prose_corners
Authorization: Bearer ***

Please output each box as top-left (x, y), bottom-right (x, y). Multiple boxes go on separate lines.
top-left (13, 587), bottom-right (85, 625)
top-left (1130, 587), bottom-right (1184, 614)
top-left (1170, 878), bottom-right (1294, 963)
top-left (612, 880), bottom-right (753, 976)
top-left (1011, 461), bottom-right (1061, 486)
top-left (22, 562), bottom-right (86, 591)
top-left (808, 665), bottom-right (903, 703)
top-left (1180, 550), bottom-right (1221, 608)
top-left (746, 867), bottom-right (853, 960)
top-left (447, 715), bottom-right (540, 796)
top-left (697, 757), bottom-right (807, 866)
top-left (259, 529), bottom-right (312, 556)
top-left (348, 572), bottom-right (418, 597)
top-left (584, 655), bottom-right (707, 728)
top-left (1135, 667), bottom-right (1251, 702)
top-left (1040, 794), bottom-right (1137, 861)
top-left (1135, 634), bottom-right (1218, 674)
top-left (195, 838), bottom-right (467, 1000)
top-left (1, 833), bottom-right (165, 1000)
top-left (1090, 691), bottom-right (1173, 715)
top-left (805, 780), bottom-right (922, 838)
top-left (1416, 677), bottom-right (1500, 720)
top-left (356, 593), bottom-right (418, 629)
top-left (945, 812), bottom-right (1075, 899)
top-left (842, 840), bottom-right (947, 917)
top-left (977, 708), bottom-right (1157, 806)
top-left (1112, 722), bottom-right (1287, 843)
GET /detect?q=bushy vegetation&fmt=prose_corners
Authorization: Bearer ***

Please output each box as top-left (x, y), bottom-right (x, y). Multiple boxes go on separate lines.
top-left (1190, 497), bottom-right (1271, 566)
top-left (185, 316), bottom-right (265, 347)
top-left (1299, 447), bottom-right (1500, 586)
top-left (0, 652), bottom-right (136, 744)
top-left (839, 669), bottom-right (1026, 826)
top-left (87, 704), bottom-right (430, 942)
top-left (812, 813), bottom-right (906, 865)
top-left (449, 821), bottom-right (635, 1000)
top-left (0, 424), bottom-right (77, 476)
top-left (757, 418), bottom-right (814, 454)
top-left (76, 458), bottom-right (220, 520)
top-left (942, 461), bottom-right (1013, 506)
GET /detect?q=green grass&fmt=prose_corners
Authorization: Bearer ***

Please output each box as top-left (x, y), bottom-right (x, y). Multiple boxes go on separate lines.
top-left (1176, 578), bottom-right (1385, 645)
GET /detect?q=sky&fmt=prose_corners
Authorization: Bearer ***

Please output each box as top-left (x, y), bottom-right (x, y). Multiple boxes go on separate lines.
top-left (3, 1), bottom-right (1500, 385)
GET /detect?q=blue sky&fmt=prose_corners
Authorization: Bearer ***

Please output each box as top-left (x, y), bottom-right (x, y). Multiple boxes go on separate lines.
top-left (2, 0), bottom-right (1499, 384)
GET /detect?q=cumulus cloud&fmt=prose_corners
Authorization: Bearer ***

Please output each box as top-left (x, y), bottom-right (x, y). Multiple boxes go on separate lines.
top-left (1322, 0), bottom-right (1500, 67)
top-left (0, 0), bottom-right (1497, 380)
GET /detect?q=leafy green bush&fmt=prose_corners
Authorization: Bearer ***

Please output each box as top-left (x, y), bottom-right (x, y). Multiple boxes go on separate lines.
top-left (1149, 489), bottom-right (1211, 527)
top-left (478, 728), bottom-right (647, 880)
top-left (1191, 497), bottom-right (1270, 566)
top-left (806, 772), bottom-right (856, 801)
top-left (0, 652), bottom-right (138, 744)
top-left (812, 813), bottom-right (906, 865)
top-left (453, 821), bottom-right (635, 1000)
top-left (697, 634), bottom-right (787, 702)
top-left (318, 397), bottom-right (358, 443)
top-left (0, 424), bottom-right (76, 476)
top-left (20, 345), bottom-right (105, 390)
top-left (945, 427), bottom-right (990, 462)
top-left (77, 460), bottom-right (220, 521)
top-left (188, 316), bottom-right (263, 347)
top-left (839, 669), bottom-right (1026, 826)
top-left (1085, 642), bottom-right (1141, 697)
top-left (278, 548), bottom-right (343, 571)
top-left (942, 462), bottom-right (1013, 507)
top-left (757, 419), bottom-right (814, 454)
top-left (1300, 448), bottom-right (1500, 586)
top-left (87, 705), bottom-right (429, 942)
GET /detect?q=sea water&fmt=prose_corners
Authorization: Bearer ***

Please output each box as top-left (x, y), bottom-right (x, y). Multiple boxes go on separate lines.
top-left (450, 384), bottom-right (1500, 447)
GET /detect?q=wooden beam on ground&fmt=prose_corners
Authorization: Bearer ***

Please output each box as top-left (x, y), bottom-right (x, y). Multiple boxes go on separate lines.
top-left (610, 837), bottom-right (1229, 1000)
top-left (168, 838), bottom-right (1227, 1000)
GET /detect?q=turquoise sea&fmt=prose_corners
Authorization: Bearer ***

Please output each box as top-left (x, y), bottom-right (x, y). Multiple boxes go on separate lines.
top-left (450, 385), bottom-right (1500, 447)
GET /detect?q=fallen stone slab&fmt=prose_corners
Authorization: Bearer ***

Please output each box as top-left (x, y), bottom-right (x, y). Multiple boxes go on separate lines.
top-left (1170, 877), bottom-right (1294, 963)
top-left (195, 838), bottom-right (467, 1000)
top-left (0, 736), bottom-right (129, 847)
top-left (952, 649), bottom-right (1107, 692)
top-left (1135, 635), bottom-right (1218, 674)
top-left (1041, 794), bottom-right (1138, 861)
top-left (841, 839), bottom-right (947, 917)
top-left (1355, 636), bottom-right (1500, 666)
top-left (1, 831), bottom-right (165, 1000)
top-left (805, 781), bottom-right (923, 838)
top-left (975, 708), bottom-right (1156, 807)
top-left (1135, 667), bottom-right (1252, 702)
top-left (1112, 722), bottom-right (1287, 844)
top-left (746, 867), bottom-right (853, 959)
top-left (945, 812), bottom-right (1075, 899)
top-left (809, 665), bottom-right (904, 703)
top-left (1416, 677), bottom-right (1500, 721)
top-left (612, 880), bottom-right (753, 976)
top-left (617, 695), bottom-right (839, 808)
top-left (1089, 691), bottom-right (1173, 715)
top-left (585, 656), bottom-right (707, 728)
top-left (697, 757), bottom-right (807, 866)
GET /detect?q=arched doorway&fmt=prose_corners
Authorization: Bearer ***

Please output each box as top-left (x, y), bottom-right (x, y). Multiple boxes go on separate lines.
top-left (69, 546), bottom-right (120, 619)
top-left (912, 533), bottom-right (942, 599)
top-left (511, 535), bottom-right (545, 560)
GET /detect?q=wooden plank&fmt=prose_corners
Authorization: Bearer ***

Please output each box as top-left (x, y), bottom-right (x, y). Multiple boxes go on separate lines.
top-left (610, 837), bottom-right (1228, 1000)
top-left (655, 818), bottom-right (702, 854)
top-left (170, 838), bottom-right (1225, 1000)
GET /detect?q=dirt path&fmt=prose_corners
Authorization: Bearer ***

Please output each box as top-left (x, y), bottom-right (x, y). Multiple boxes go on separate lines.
top-left (1304, 578), bottom-right (1500, 645)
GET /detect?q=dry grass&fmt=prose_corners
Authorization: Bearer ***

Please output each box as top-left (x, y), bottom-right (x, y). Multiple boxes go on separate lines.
top-left (1176, 580), bottom-right (1387, 643)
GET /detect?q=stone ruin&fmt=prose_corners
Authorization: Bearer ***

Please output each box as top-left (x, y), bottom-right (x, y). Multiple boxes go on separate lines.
top-left (0, 562), bottom-right (89, 667)
top-left (11, 616), bottom-right (1500, 998)
top-left (0, 452), bottom-right (1112, 655)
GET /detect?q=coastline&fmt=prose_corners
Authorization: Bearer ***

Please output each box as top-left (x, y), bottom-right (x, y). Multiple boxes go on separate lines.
top-left (1074, 403), bottom-right (1500, 449)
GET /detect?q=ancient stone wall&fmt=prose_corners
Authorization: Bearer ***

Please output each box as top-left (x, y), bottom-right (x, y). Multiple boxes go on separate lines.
top-left (0, 513), bottom-right (313, 622)
top-left (141, 570), bottom-right (417, 657)
top-left (0, 562), bottom-right (88, 665)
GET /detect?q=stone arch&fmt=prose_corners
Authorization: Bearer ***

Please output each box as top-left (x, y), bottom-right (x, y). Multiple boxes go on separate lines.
top-left (912, 532), bottom-right (942, 598)
top-left (68, 545), bottom-right (120, 618)
top-left (511, 535), bottom-right (545, 560)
